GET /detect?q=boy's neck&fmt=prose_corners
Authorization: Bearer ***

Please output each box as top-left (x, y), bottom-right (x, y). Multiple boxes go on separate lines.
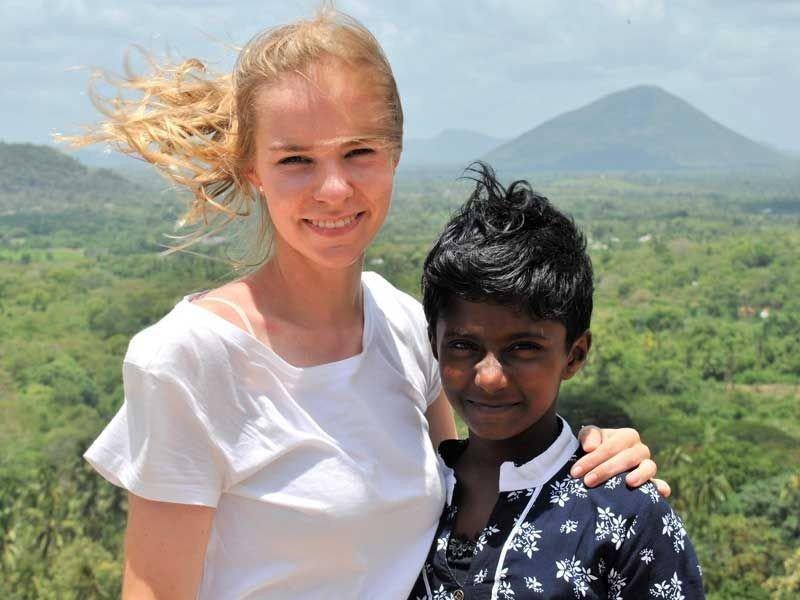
top-left (462, 406), bottom-right (561, 472)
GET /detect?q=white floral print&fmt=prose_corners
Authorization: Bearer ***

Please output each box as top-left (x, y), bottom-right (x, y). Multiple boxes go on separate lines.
top-left (640, 547), bottom-right (655, 563)
top-left (640, 482), bottom-right (661, 504)
top-left (556, 556), bottom-right (598, 598)
top-left (607, 567), bottom-right (627, 600)
top-left (473, 568), bottom-right (488, 584)
top-left (595, 506), bottom-right (630, 549)
top-left (475, 524), bottom-right (500, 552)
top-left (432, 584), bottom-right (454, 600)
top-left (550, 475), bottom-right (588, 508)
top-left (509, 521), bottom-right (542, 558)
top-left (436, 533), bottom-right (449, 552)
top-left (604, 476), bottom-right (622, 490)
top-left (597, 558), bottom-right (607, 576)
top-left (650, 571), bottom-right (685, 599)
top-left (661, 509), bottom-right (687, 553)
top-left (498, 580), bottom-right (516, 598)
top-left (560, 519), bottom-right (579, 534)
top-left (507, 489), bottom-right (533, 502)
top-left (524, 576), bottom-right (544, 593)
top-left (626, 516), bottom-right (638, 540)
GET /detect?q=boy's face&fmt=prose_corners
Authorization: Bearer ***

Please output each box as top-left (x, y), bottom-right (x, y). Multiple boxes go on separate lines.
top-left (434, 299), bottom-right (590, 441)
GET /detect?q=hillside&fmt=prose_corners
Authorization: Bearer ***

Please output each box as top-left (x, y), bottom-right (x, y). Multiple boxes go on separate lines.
top-left (402, 129), bottom-right (503, 167)
top-left (0, 142), bottom-right (145, 213)
top-left (485, 85), bottom-right (787, 172)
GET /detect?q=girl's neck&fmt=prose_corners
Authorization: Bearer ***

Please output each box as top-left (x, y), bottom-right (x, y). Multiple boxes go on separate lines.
top-left (246, 245), bottom-right (364, 328)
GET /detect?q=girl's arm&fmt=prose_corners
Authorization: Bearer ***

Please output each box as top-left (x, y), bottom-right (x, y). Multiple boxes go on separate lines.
top-left (425, 391), bottom-right (458, 447)
top-left (122, 493), bottom-right (215, 600)
top-left (425, 396), bottom-right (668, 496)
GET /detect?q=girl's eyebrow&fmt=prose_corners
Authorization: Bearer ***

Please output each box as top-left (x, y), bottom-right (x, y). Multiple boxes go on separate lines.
top-left (268, 136), bottom-right (381, 152)
top-left (268, 142), bottom-right (311, 152)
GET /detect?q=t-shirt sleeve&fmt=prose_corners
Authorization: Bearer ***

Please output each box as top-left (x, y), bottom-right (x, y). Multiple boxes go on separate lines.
top-left (612, 484), bottom-right (705, 598)
top-left (84, 362), bottom-right (226, 507)
top-left (414, 302), bottom-right (442, 408)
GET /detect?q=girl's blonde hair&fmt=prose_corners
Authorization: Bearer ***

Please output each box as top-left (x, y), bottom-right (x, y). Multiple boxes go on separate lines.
top-left (63, 7), bottom-right (403, 266)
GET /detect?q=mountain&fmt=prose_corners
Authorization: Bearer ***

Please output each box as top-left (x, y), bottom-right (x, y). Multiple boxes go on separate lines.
top-left (484, 85), bottom-right (787, 172)
top-left (402, 129), bottom-right (504, 167)
top-left (0, 142), bottom-right (146, 213)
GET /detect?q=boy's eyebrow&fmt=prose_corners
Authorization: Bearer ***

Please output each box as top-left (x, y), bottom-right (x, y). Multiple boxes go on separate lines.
top-left (441, 329), bottom-right (550, 340)
top-left (507, 331), bottom-right (549, 341)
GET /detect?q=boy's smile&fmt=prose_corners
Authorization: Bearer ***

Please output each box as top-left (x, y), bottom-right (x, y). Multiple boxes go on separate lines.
top-left (434, 299), bottom-right (590, 444)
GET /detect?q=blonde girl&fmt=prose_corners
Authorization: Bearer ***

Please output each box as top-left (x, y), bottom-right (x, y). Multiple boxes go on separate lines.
top-left (74, 8), bottom-right (662, 599)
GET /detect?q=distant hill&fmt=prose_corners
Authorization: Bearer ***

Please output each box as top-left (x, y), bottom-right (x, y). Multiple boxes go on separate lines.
top-left (0, 142), bottom-right (146, 213)
top-left (484, 85), bottom-right (787, 172)
top-left (402, 129), bottom-right (504, 167)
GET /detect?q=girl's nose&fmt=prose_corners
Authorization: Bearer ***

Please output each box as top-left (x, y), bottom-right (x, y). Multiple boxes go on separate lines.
top-left (313, 161), bottom-right (353, 204)
top-left (474, 353), bottom-right (508, 394)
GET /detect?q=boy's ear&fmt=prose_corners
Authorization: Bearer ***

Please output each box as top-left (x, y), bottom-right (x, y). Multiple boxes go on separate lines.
top-left (429, 332), bottom-right (439, 360)
top-left (562, 330), bottom-right (592, 380)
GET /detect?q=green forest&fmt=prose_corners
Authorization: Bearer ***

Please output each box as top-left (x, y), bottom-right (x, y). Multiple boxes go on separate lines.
top-left (1, 146), bottom-right (799, 598)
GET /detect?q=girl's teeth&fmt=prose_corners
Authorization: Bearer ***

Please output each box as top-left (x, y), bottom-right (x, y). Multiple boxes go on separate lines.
top-left (311, 215), bottom-right (357, 228)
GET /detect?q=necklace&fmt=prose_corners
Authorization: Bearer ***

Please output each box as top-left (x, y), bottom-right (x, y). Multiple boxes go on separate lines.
top-left (445, 533), bottom-right (477, 588)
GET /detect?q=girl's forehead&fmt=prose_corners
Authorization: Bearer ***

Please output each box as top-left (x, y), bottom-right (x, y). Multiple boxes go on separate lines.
top-left (252, 66), bottom-right (389, 148)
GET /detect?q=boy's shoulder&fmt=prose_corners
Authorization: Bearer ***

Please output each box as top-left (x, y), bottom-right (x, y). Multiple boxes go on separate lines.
top-left (539, 449), bottom-right (691, 554)
top-left (545, 449), bottom-right (669, 515)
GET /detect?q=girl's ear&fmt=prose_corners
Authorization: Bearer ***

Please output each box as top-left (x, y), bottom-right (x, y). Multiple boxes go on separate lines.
top-left (562, 330), bottom-right (592, 381)
top-left (244, 161), bottom-right (262, 190)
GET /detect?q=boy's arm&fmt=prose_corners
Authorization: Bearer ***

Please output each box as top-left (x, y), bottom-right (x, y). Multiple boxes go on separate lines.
top-left (610, 486), bottom-right (705, 599)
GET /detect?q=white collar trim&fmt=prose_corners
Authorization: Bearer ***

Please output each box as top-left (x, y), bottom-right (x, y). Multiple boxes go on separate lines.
top-left (498, 416), bottom-right (578, 492)
top-left (439, 416), bottom-right (579, 504)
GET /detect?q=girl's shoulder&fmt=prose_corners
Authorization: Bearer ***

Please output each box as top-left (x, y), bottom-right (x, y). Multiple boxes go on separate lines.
top-left (362, 271), bottom-right (427, 335)
top-left (124, 292), bottom-right (247, 378)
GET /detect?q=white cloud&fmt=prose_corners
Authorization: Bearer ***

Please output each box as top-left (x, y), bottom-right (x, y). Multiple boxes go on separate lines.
top-left (1, 0), bottom-right (798, 150)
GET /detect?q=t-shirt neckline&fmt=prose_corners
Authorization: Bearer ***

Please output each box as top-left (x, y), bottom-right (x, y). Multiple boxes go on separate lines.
top-left (179, 278), bottom-right (375, 381)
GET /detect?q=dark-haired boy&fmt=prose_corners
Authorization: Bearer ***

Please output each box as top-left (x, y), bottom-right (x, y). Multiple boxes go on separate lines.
top-left (408, 164), bottom-right (704, 599)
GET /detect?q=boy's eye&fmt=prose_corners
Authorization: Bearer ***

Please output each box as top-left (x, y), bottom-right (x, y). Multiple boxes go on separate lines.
top-left (446, 340), bottom-right (479, 354)
top-left (277, 155), bottom-right (312, 166)
top-left (507, 342), bottom-right (543, 356)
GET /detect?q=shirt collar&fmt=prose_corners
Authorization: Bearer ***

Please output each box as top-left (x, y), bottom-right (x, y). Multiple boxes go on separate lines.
top-left (437, 416), bottom-right (579, 503)
top-left (498, 415), bottom-right (578, 492)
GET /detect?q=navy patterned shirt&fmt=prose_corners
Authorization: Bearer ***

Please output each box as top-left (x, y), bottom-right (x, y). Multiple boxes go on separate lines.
top-left (408, 417), bottom-right (705, 600)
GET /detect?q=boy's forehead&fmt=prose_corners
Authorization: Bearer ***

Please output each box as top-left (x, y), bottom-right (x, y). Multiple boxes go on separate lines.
top-left (436, 298), bottom-right (565, 337)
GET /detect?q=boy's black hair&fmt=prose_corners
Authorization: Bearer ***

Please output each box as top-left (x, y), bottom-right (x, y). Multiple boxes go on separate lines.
top-left (422, 162), bottom-right (593, 347)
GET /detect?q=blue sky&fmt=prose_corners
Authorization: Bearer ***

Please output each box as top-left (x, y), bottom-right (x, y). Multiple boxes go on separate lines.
top-left (3, 0), bottom-right (799, 150)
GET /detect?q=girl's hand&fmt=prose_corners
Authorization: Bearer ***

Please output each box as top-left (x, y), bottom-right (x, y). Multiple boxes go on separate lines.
top-left (571, 426), bottom-right (671, 497)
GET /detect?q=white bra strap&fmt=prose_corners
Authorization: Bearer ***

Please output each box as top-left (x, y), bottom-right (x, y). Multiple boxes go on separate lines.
top-left (200, 296), bottom-right (256, 337)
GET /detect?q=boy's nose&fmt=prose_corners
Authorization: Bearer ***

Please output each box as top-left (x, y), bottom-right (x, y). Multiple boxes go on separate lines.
top-left (474, 353), bottom-right (508, 394)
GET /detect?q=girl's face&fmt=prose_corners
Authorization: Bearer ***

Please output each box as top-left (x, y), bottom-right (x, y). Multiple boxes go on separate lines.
top-left (246, 60), bottom-right (398, 270)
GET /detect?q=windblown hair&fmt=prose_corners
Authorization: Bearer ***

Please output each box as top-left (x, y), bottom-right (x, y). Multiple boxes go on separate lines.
top-left (61, 7), bottom-right (402, 265)
top-left (422, 162), bottom-right (593, 346)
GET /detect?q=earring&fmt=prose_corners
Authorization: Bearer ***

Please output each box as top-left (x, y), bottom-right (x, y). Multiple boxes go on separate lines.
top-left (259, 185), bottom-right (264, 194)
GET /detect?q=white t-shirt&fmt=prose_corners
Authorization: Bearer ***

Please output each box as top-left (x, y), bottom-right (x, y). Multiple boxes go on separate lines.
top-left (84, 272), bottom-right (447, 599)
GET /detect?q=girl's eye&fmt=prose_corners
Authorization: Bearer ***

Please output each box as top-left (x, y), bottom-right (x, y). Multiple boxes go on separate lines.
top-left (345, 147), bottom-right (375, 159)
top-left (278, 155), bottom-right (312, 166)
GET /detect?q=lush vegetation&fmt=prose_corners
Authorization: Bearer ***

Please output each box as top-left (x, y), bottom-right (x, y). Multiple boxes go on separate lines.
top-left (1, 146), bottom-right (798, 598)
